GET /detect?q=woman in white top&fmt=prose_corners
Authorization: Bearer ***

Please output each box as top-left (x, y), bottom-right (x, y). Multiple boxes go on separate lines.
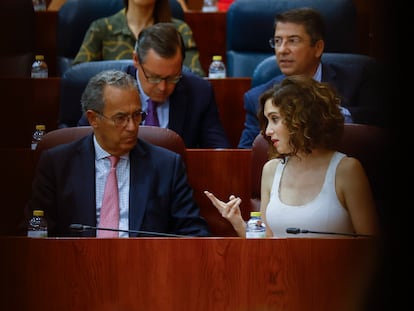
top-left (205, 75), bottom-right (380, 237)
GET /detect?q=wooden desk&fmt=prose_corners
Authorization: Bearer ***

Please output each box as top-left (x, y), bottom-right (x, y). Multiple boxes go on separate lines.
top-left (0, 237), bottom-right (379, 311)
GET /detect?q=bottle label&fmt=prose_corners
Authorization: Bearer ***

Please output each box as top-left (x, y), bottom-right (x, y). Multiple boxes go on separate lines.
top-left (31, 71), bottom-right (48, 79)
top-left (246, 231), bottom-right (266, 238)
top-left (208, 72), bottom-right (226, 79)
top-left (202, 0), bottom-right (218, 12)
top-left (32, 0), bottom-right (47, 11)
top-left (27, 230), bottom-right (48, 238)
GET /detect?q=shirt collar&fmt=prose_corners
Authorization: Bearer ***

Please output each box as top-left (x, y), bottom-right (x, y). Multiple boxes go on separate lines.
top-left (313, 62), bottom-right (322, 82)
top-left (93, 135), bottom-right (129, 161)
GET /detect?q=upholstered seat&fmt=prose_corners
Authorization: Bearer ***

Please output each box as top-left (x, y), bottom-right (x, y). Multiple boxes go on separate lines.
top-left (251, 53), bottom-right (380, 88)
top-left (35, 125), bottom-right (187, 164)
top-left (226, 0), bottom-right (357, 77)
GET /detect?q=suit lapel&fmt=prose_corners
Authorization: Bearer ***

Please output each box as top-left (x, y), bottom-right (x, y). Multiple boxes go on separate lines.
top-left (73, 135), bottom-right (98, 227)
top-left (321, 62), bottom-right (337, 84)
top-left (167, 77), bottom-right (188, 134)
top-left (128, 142), bottom-right (152, 235)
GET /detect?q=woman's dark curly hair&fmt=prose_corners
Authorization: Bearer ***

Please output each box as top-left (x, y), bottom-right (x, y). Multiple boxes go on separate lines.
top-left (257, 75), bottom-right (344, 161)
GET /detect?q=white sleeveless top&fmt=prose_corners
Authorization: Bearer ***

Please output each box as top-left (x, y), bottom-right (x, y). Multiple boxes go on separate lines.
top-left (266, 151), bottom-right (354, 238)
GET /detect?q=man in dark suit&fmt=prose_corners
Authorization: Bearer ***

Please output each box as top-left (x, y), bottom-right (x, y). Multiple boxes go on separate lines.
top-left (78, 23), bottom-right (231, 149)
top-left (238, 7), bottom-right (387, 149)
top-left (29, 69), bottom-right (210, 237)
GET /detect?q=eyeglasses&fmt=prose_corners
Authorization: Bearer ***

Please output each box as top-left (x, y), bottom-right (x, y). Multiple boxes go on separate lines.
top-left (139, 63), bottom-right (182, 84)
top-left (95, 110), bottom-right (147, 127)
top-left (269, 37), bottom-right (308, 49)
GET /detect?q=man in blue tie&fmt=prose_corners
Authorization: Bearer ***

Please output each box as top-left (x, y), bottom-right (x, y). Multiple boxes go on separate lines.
top-left (78, 23), bottom-right (231, 149)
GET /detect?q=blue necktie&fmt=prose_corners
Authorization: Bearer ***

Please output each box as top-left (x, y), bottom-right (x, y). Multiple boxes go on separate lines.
top-left (145, 99), bottom-right (160, 126)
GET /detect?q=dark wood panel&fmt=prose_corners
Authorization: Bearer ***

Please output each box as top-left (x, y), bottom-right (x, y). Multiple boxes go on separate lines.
top-left (184, 11), bottom-right (226, 75)
top-left (186, 0), bottom-right (203, 10)
top-left (1, 148), bottom-right (252, 237)
top-left (0, 237), bottom-right (380, 311)
top-left (209, 77), bottom-right (251, 148)
top-left (0, 77), bottom-right (60, 148)
top-left (0, 149), bottom-right (35, 236)
top-left (35, 11), bottom-right (58, 77)
top-left (187, 149), bottom-right (252, 237)
top-left (353, 0), bottom-right (393, 62)
top-left (2, 77), bottom-right (249, 149)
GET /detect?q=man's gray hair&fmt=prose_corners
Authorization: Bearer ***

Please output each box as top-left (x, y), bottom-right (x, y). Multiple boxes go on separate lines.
top-left (81, 70), bottom-right (137, 113)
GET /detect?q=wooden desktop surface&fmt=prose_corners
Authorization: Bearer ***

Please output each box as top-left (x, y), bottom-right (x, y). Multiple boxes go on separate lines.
top-left (0, 237), bottom-right (379, 311)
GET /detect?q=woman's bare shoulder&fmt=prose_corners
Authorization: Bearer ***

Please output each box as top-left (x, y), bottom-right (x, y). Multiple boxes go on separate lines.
top-left (338, 155), bottom-right (364, 172)
top-left (263, 158), bottom-right (281, 175)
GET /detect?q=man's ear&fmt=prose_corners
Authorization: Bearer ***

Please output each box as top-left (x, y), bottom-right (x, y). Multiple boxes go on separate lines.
top-left (86, 110), bottom-right (99, 128)
top-left (132, 52), bottom-right (139, 68)
top-left (315, 39), bottom-right (325, 58)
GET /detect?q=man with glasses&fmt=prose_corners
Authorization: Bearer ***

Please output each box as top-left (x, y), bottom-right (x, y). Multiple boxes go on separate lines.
top-left (78, 22), bottom-right (231, 149)
top-left (28, 69), bottom-right (211, 237)
top-left (238, 7), bottom-right (387, 148)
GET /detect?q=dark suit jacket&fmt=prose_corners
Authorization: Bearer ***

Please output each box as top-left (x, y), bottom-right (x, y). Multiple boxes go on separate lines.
top-left (78, 66), bottom-right (231, 149)
top-left (29, 134), bottom-right (211, 237)
top-left (238, 61), bottom-right (388, 148)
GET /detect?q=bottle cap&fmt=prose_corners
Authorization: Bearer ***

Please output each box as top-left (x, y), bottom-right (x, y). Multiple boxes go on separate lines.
top-left (35, 55), bottom-right (45, 61)
top-left (212, 55), bottom-right (222, 61)
top-left (250, 211), bottom-right (261, 217)
top-left (35, 124), bottom-right (46, 131)
top-left (33, 210), bottom-right (44, 217)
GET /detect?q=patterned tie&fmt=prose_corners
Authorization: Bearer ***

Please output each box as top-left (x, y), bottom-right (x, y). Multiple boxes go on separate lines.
top-left (145, 99), bottom-right (160, 126)
top-left (98, 156), bottom-right (120, 238)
